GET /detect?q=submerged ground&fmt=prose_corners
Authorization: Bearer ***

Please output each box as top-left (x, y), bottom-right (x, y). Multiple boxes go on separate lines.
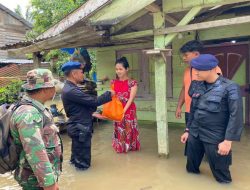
top-left (0, 121), bottom-right (249, 190)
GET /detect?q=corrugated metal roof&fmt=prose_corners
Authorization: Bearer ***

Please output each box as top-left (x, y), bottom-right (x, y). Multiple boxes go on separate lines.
top-left (0, 3), bottom-right (33, 29)
top-left (0, 0), bottom-right (153, 53)
top-left (0, 36), bottom-right (54, 50)
top-left (0, 59), bottom-right (49, 65)
top-left (0, 27), bottom-right (107, 54)
top-left (0, 0), bottom-right (110, 51)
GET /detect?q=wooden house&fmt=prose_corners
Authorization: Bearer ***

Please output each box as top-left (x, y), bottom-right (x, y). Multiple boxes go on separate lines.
top-left (1, 0), bottom-right (250, 156)
top-left (0, 3), bottom-right (32, 59)
top-left (0, 4), bottom-right (50, 86)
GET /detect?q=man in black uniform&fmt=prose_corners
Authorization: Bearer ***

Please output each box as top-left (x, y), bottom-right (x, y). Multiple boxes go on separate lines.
top-left (180, 54), bottom-right (243, 183)
top-left (61, 61), bottom-right (114, 170)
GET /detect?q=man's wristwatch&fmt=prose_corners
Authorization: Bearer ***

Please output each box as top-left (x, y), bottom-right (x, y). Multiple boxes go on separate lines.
top-left (184, 128), bottom-right (189, 133)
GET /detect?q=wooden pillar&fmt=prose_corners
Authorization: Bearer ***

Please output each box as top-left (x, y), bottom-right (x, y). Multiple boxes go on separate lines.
top-left (33, 52), bottom-right (42, 68)
top-left (246, 41), bottom-right (250, 126)
top-left (153, 12), bottom-right (169, 157)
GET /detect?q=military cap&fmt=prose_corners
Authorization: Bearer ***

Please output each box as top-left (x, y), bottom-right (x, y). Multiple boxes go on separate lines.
top-left (22, 68), bottom-right (56, 91)
top-left (190, 54), bottom-right (218, 71)
top-left (61, 61), bottom-right (82, 72)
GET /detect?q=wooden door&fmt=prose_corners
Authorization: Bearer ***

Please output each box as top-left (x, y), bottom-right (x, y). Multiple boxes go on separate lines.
top-left (202, 43), bottom-right (250, 125)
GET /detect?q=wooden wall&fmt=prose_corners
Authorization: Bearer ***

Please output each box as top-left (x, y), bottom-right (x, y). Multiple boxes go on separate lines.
top-left (0, 9), bottom-right (29, 59)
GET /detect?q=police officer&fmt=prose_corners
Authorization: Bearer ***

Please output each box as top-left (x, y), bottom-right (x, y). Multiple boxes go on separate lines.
top-left (180, 54), bottom-right (243, 183)
top-left (10, 69), bottom-right (62, 190)
top-left (61, 61), bottom-right (113, 170)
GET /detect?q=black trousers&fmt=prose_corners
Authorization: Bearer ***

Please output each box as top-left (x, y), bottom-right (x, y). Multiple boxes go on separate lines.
top-left (186, 134), bottom-right (232, 183)
top-left (70, 132), bottom-right (92, 169)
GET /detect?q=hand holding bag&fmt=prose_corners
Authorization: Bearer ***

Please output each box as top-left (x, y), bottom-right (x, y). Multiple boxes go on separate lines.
top-left (101, 83), bottom-right (123, 121)
top-left (102, 95), bottom-right (123, 121)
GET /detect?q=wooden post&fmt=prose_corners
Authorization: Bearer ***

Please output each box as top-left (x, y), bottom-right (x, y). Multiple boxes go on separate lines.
top-left (153, 12), bottom-right (169, 157)
top-left (33, 52), bottom-right (41, 68)
top-left (247, 41), bottom-right (250, 126)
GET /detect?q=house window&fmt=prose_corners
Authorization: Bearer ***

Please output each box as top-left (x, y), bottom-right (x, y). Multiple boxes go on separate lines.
top-left (116, 48), bottom-right (173, 99)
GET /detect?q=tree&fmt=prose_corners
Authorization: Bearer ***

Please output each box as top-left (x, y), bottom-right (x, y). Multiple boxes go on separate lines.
top-left (30, 0), bottom-right (86, 35)
top-left (14, 5), bottom-right (33, 23)
top-left (26, 0), bottom-right (89, 76)
top-left (14, 5), bottom-right (23, 18)
top-left (25, 6), bottom-right (33, 23)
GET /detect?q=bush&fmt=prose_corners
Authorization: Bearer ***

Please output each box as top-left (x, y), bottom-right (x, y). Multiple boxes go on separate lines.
top-left (0, 80), bottom-right (23, 105)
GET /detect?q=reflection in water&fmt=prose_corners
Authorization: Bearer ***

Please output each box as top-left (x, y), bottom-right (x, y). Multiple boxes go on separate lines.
top-left (1, 121), bottom-right (250, 190)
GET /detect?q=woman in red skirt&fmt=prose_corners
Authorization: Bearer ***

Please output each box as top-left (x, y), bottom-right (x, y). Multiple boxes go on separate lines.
top-left (111, 57), bottom-right (141, 153)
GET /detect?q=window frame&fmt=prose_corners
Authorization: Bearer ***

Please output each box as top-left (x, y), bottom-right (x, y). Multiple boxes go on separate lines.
top-left (116, 48), bottom-right (173, 99)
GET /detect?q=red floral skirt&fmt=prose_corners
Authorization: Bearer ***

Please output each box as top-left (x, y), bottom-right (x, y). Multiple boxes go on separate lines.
top-left (112, 114), bottom-right (140, 153)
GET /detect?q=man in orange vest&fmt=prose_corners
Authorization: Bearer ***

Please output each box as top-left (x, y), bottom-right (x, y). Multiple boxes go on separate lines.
top-left (175, 40), bottom-right (222, 124)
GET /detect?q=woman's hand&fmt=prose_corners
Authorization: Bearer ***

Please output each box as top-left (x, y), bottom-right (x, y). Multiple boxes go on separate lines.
top-left (122, 109), bottom-right (127, 119)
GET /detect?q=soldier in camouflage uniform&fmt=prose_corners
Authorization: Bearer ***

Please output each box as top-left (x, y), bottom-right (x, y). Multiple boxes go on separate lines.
top-left (10, 68), bottom-right (62, 190)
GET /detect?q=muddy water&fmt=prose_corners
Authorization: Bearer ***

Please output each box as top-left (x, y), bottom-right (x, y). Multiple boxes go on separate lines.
top-left (1, 121), bottom-right (250, 190)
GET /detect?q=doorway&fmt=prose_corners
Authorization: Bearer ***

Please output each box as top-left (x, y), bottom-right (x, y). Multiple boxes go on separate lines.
top-left (202, 43), bottom-right (250, 125)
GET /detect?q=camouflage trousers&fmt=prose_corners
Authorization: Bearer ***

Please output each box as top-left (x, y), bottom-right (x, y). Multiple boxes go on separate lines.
top-left (15, 167), bottom-right (58, 190)
top-left (21, 185), bottom-right (43, 190)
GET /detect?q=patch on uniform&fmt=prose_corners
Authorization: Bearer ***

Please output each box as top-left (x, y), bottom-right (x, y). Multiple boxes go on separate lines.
top-left (192, 93), bottom-right (201, 98)
top-left (227, 84), bottom-right (239, 100)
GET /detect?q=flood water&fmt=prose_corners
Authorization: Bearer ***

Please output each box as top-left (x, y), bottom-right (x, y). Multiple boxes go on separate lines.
top-left (1, 121), bottom-right (250, 190)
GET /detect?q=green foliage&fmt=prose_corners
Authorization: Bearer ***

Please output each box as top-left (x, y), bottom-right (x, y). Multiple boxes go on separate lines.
top-left (88, 50), bottom-right (97, 77)
top-left (14, 5), bottom-right (33, 23)
top-left (0, 80), bottom-right (23, 105)
top-left (45, 50), bottom-right (71, 76)
top-left (14, 5), bottom-right (23, 18)
top-left (30, 0), bottom-right (86, 35)
top-left (25, 53), bottom-right (33, 60)
top-left (25, 0), bottom-right (86, 75)
top-left (25, 6), bottom-right (33, 23)
top-left (56, 56), bottom-right (72, 77)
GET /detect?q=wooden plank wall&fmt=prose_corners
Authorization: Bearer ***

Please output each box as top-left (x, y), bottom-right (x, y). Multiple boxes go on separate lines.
top-left (0, 9), bottom-right (28, 59)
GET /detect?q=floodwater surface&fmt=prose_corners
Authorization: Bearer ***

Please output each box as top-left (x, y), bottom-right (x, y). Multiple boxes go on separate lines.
top-left (1, 121), bottom-right (250, 190)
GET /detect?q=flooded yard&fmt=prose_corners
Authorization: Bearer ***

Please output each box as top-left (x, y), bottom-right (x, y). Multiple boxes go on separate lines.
top-left (1, 121), bottom-right (250, 190)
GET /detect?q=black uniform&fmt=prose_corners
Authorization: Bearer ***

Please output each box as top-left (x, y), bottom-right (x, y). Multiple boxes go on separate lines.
top-left (186, 76), bottom-right (243, 183)
top-left (62, 80), bottom-right (112, 170)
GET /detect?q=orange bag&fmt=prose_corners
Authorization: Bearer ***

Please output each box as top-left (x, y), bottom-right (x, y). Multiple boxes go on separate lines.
top-left (102, 96), bottom-right (123, 121)
top-left (102, 84), bottom-right (123, 121)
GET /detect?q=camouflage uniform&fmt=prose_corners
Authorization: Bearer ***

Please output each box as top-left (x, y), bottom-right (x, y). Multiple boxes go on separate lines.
top-left (9, 69), bottom-right (63, 189)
